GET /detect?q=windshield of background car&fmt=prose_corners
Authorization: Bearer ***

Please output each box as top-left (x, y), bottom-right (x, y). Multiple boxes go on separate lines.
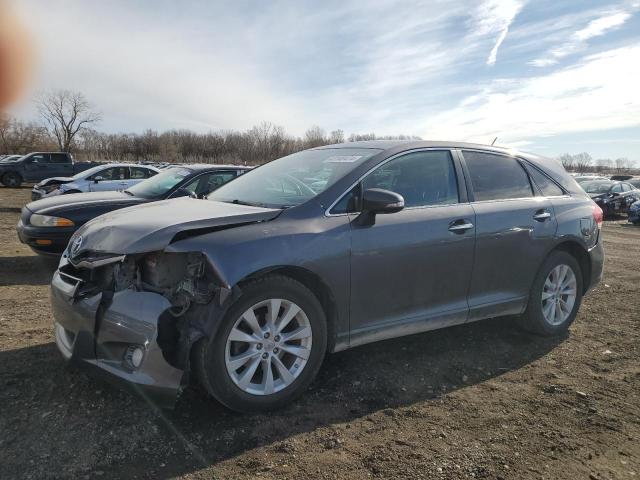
top-left (125, 167), bottom-right (191, 198)
top-left (207, 148), bottom-right (381, 208)
top-left (583, 181), bottom-right (613, 194)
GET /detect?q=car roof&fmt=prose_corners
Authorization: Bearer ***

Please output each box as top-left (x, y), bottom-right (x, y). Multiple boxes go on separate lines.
top-left (179, 164), bottom-right (253, 171)
top-left (314, 140), bottom-right (530, 157)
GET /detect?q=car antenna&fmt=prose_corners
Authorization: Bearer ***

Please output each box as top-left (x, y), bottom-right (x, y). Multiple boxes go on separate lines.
top-left (491, 137), bottom-right (498, 146)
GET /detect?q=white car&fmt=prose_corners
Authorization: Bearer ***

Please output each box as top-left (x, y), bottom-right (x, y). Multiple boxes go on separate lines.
top-left (31, 163), bottom-right (160, 200)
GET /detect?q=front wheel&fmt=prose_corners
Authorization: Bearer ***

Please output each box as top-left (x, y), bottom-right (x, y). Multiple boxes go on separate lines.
top-left (517, 251), bottom-right (583, 336)
top-left (1, 172), bottom-right (22, 187)
top-left (195, 275), bottom-right (327, 412)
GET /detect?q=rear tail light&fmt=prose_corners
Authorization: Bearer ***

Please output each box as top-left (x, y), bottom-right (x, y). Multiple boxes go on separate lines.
top-left (593, 203), bottom-right (603, 229)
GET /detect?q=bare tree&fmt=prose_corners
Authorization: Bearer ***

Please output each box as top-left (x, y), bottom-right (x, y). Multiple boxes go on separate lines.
top-left (614, 157), bottom-right (633, 173)
top-left (304, 125), bottom-right (326, 148)
top-left (573, 152), bottom-right (592, 173)
top-left (557, 153), bottom-right (575, 171)
top-left (36, 89), bottom-right (101, 152)
top-left (329, 129), bottom-right (345, 144)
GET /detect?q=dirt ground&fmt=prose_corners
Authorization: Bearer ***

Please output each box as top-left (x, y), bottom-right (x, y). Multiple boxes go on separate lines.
top-left (0, 187), bottom-right (638, 480)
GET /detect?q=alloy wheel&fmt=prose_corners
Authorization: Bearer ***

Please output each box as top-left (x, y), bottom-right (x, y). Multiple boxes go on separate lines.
top-left (541, 264), bottom-right (577, 326)
top-left (224, 298), bottom-right (313, 396)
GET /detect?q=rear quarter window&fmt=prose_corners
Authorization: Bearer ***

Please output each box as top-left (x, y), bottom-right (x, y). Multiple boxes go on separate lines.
top-left (525, 165), bottom-right (564, 197)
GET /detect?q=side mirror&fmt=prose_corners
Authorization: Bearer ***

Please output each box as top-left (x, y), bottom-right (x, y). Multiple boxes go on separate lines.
top-left (173, 188), bottom-right (197, 198)
top-left (93, 176), bottom-right (103, 183)
top-left (355, 188), bottom-right (404, 226)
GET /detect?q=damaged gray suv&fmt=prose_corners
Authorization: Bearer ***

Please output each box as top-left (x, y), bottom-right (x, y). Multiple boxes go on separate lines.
top-left (50, 141), bottom-right (604, 412)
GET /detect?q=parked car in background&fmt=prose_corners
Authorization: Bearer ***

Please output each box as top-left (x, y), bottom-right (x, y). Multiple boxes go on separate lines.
top-left (624, 177), bottom-right (640, 189)
top-left (18, 164), bottom-right (250, 256)
top-left (49, 141), bottom-right (603, 412)
top-left (0, 154), bottom-right (22, 162)
top-left (31, 163), bottom-right (160, 200)
top-left (0, 152), bottom-right (102, 187)
top-left (610, 174), bottom-right (634, 181)
top-left (574, 175), bottom-right (609, 184)
top-left (628, 200), bottom-right (640, 224)
top-left (581, 180), bottom-right (640, 216)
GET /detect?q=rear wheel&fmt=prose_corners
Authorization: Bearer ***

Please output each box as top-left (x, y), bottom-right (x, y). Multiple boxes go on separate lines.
top-left (195, 275), bottom-right (327, 412)
top-left (2, 172), bottom-right (22, 187)
top-left (517, 251), bottom-right (583, 336)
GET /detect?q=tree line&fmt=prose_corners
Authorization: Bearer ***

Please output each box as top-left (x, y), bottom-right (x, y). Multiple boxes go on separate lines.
top-left (0, 89), bottom-right (421, 165)
top-left (558, 152), bottom-right (637, 175)
top-left (0, 89), bottom-right (636, 171)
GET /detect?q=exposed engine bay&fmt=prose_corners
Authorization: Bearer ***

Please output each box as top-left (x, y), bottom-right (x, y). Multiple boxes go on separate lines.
top-left (59, 250), bottom-right (231, 372)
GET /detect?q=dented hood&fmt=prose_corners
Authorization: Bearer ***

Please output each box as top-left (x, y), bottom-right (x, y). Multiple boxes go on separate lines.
top-left (72, 198), bottom-right (281, 255)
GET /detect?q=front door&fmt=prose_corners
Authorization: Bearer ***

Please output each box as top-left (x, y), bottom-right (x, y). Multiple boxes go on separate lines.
top-left (22, 153), bottom-right (51, 182)
top-left (89, 166), bottom-right (130, 192)
top-left (347, 150), bottom-right (475, 345)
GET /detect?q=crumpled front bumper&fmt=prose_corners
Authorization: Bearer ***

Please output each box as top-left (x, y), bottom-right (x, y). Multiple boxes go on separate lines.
top-left (50, 267), bottom-right (185, 407)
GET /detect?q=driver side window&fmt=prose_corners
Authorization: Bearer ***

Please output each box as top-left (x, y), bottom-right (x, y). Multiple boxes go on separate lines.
top-left (331, 150), bottom-right (459, 214)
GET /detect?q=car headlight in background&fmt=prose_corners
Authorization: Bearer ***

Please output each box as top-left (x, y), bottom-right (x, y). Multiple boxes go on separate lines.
top-left (30, 214), bottom-right (74, 227)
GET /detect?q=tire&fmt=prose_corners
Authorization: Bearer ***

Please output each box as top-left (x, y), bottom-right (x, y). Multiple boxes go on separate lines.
top-left (195, 275), bottom-right (327, 412)
top-left (1, 172), bottom-right (22, 187)
top-left (517, 251), bottom-right (583, 336)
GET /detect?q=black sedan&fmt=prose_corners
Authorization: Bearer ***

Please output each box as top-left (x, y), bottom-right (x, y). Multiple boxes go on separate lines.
top-left (581, 180), bottom-right (640, 216)
top-left (17, 164), bottom-right (251, 256)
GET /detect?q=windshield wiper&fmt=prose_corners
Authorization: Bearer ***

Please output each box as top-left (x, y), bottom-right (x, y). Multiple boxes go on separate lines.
top-left (230, 199), bottom-right (265, 207)
top-left (123, 190), bottom-right (134, 196)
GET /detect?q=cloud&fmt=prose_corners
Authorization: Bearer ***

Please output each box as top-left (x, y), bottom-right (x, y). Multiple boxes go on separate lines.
top-left (471, 0), bottom-right (526, 65)
top-left (530, 10), bottom-right (633, 67)
top-left (421, 44), bottom-right (640, 144)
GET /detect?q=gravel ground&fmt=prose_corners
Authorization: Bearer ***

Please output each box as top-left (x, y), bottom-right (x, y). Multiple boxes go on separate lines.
top-left (0, 186), bottom-right (638, 480)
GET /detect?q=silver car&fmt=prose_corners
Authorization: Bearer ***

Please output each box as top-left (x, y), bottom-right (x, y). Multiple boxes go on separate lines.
top-left (31, 163), bottom-right (159, 199)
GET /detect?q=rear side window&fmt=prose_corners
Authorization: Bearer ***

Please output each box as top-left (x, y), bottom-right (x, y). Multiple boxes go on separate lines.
top-left (362, 150), bottom-right (459, 208)
top-left (525, 165), bottom-right (564, 197)
top-left (462, 151), bottom-right (533, 201)
top-left (50, 153), bottom-right (69, 163)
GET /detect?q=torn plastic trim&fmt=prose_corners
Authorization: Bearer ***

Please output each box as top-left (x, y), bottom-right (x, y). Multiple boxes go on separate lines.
top-left (69, 253), bottom-right (126, 269)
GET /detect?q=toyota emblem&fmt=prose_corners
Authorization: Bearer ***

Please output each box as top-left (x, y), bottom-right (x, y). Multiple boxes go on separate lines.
top-left (70, 235), bottom-right (83, 256)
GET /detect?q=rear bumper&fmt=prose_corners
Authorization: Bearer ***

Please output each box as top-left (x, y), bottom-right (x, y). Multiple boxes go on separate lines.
top-left (16, 219), bottom-right (73, 255)
top-left (50, 267), bottom-right (184, 407)
top-left (586, 234), bottom-right (605, 293)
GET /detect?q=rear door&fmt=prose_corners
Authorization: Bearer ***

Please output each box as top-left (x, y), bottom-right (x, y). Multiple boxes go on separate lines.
top-left (459, 150), bottom-right (557, 321)
top-left (346, 149), bottom-right (475, 343)
top-left (49, 153), bottom-right (73, 177)
top-left (127, 167), bottom-right (156, 188)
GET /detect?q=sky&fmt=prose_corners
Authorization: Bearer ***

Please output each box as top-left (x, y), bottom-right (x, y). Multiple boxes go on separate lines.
top-left (9, 0), bottom-right (640, 159)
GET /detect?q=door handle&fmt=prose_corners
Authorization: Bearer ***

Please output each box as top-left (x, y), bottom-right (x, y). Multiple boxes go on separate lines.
top-left (533, 210), bottom-right (552, 221)
top-left (448, 219), bottom-right (474, 233)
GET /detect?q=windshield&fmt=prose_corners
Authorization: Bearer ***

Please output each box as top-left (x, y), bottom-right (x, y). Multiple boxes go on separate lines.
top-left (208, 148), bottom-right (380, 208)
top-left (583, 181), bottom-right (613, 194)
top-left (126, 167), bottom-right (191, 198)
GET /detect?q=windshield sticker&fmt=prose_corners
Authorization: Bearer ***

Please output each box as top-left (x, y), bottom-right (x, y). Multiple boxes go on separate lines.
top-left (324, 155), bottom-right (363, 163)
